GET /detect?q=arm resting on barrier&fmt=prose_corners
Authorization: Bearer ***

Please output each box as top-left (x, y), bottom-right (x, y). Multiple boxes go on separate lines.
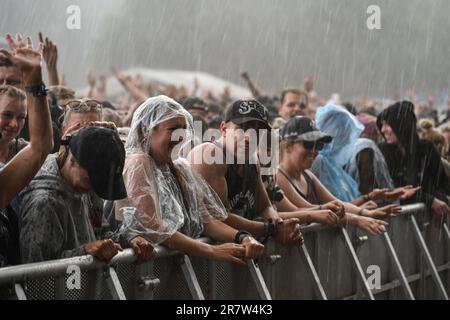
top-left (203, 219), bottom-right (264, 260)
top-left (163, 231), bottom-right (247, 266)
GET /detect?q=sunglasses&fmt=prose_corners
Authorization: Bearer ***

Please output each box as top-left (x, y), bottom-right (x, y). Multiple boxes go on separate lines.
top-left (64, 99), bottom-right (103, 111)
top-left (58, 99), bottom-right (103, 125)
top-left (302, 141), bottom-right (325, 151)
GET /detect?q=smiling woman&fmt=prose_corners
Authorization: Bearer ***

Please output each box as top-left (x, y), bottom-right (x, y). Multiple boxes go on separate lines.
top-left (0, 85), bottom-right (28, 167)
top-left (115, 95), bottom-right (265, 264)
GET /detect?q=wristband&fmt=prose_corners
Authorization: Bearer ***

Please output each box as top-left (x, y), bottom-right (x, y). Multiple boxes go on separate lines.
top-left (262, 219), bottom-right (277, 244)
top-left (234, 231), bottom-right (252, 244)
top-left (25, 83), bottom-right (47, 97)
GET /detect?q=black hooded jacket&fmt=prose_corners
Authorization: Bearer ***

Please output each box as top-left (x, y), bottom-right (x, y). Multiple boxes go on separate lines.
top-left (377, 101), bottom-right (449, 209)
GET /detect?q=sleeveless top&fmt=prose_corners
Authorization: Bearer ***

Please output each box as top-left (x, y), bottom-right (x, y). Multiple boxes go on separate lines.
top-left (278, 169), bottom-right (320, 205)
top-left (225, 163), bottom-right (259, 220)
top-left (212, 142), bottom-right (259, 220)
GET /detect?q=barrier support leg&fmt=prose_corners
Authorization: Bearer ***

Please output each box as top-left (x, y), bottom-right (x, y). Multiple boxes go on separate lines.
top-left (298, 244), bottom-right (327, 300)
top-left (340, 227), bottom-right (375, 300)
top-left (105, 267), bottom-right (127, 300)
top-left (247, 260), bottom-right (272, 300)
top-left (14, 283), bottom-right (27, 300)
top-left (180, 255), bottom-right (205, 300)
top-left (410, 215), bottom-right (448, 300)
top-left (443, 223), bottom-right (450, 244)
top-left (382, 232), bottom-right (415, 300)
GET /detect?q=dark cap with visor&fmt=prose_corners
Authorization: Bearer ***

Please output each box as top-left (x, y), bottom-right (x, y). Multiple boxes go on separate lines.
top-left (280, 116), bottom-right (332, 143)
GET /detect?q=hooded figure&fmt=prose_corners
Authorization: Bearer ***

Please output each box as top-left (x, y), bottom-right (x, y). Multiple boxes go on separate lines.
top-left (377, 101), bottom-right (449, 209)
top-left (310, 104), bottom-right (362, 201)
top-left (115, 96), bottom-right (227, 246)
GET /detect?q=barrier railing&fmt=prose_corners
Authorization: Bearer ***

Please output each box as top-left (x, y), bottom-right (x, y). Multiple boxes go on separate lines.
top-left (0, 203), bottom-right (448, 300)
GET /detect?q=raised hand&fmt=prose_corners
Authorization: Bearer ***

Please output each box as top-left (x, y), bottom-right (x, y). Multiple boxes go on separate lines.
top-left (111, 66), bottom-right (128, 84)
top-left (86, 70), bottom-right (96, 88)
top-left (240, 70), bottom-right (249, 80)
top-left (1, 33), bottom-right (43, 76)
top-left (36, 32), bottom-right (60, 86)
top-left (38, 32), bottom-right (58, 70)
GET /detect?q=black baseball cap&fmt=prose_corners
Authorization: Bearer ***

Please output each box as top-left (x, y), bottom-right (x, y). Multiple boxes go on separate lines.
top-left (224, 100), bottom-right (271, 130)
top-left (66, 126), bottom-right (127, 200)
top-left (281, 116), bottom-right (332, 143)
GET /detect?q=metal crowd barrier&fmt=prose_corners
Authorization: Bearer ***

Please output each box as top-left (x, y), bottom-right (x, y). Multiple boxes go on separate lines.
top-left (0, 203), bottom-right (448, 300)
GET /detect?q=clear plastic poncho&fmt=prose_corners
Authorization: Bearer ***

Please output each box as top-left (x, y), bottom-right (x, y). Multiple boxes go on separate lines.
top-left (115, 95), bottom-right (227, 245)
top-left (310, 104), bottom-right (362, 201)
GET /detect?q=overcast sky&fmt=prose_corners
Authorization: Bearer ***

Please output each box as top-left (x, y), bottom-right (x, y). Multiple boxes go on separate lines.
top-left (1, 0), bottom-right (449, 101)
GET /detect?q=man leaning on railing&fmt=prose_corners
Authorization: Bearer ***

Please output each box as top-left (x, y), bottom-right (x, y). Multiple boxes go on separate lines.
top-left (19, 124), bottom-right (153, 264)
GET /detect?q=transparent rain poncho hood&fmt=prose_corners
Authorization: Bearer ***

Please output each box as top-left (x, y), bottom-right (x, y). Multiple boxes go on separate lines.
top-left (115, 96), bottom-right (227, 245)
top-left (310, 104), bottom-right (362, 201)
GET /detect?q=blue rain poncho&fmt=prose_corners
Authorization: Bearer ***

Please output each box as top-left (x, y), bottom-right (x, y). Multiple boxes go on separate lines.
top-left (344, 138), bottom-right (394, 191)
top-left (310, 104), bottom-right (363, 201)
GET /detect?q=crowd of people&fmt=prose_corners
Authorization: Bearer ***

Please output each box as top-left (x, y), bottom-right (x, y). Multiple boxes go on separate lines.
top-left (0, 32), bottom-right (449, 284)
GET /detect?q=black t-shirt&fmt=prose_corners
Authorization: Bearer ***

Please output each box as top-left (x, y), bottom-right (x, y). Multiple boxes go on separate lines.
top-left (225, 163), bottom-right (259, 220)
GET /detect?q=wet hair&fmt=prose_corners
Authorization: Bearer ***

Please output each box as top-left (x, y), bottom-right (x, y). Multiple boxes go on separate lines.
top-left (62, 100), bottom-right (103, 127)
top-left (418, 118), bottom-right (445, 154)
top-left (0, 85), bottom-right (26, 101)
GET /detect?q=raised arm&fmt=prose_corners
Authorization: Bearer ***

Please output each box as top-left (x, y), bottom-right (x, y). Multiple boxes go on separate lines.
top-left (0, 34), bottom-right (53, 208)
top-left (240, 70), bottom-right (262, 98)
top-left (39, 32), bottom-right (59, 86)
top-left (111, 67), bottom-right (148, 102)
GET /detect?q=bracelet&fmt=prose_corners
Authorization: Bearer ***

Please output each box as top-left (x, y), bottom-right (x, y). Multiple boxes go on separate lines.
top-left (234, 231), bottom-right (252, 244)
top-left (261, 219), bottom-right (277, 244)
top-left (362, 194), bottom-right (370, 202)
top-left (357, 208), bottom-right (365, 216)
top-left (318, 205), bottom-right (323, 210)
top-left (264, 219), bottom-right (277, 237)
top-left (25, 83), bottom-right (48, 97)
